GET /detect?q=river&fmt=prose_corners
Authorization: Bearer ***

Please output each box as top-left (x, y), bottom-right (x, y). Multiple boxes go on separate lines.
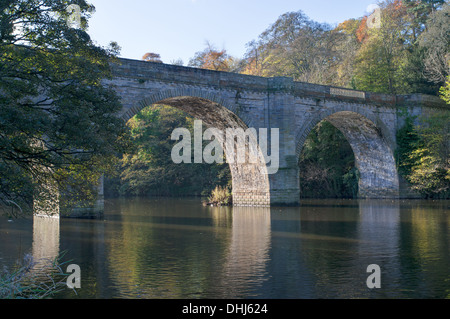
top-left (0, 198), bottom-right (448, 299)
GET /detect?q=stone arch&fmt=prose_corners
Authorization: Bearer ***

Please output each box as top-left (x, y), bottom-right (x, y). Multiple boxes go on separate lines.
top-left (123, 88), bottom-right (271, 207)
top-left (295, 107), bottom-right (399, 199)
top-left (120, 87), bottom-right (251, 127)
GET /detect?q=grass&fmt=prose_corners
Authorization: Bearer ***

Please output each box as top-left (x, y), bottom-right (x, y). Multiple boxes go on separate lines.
top-left (203, 186), bottom-right (232, 206)
top-left (0, 252), bottom-right (73, 299)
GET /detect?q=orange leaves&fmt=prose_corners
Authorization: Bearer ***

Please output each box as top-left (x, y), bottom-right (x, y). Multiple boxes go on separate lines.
top-left (189, 43), bottom-right (235, 72)
top-left (241, 56), bottom-right (263, 76)
top-left (200, 49), bottom-right (230, 71)
top-left (335, 17), bottom-right (369, 43)
top-left (336, 19), bottom-right (361, 35)
top-left (356, 16), bottom-right (369, 43)
top-left (142, 52), bottom-right (163, 63)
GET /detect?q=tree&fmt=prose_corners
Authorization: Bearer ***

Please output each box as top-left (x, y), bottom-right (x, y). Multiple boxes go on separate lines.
top-left (241, 40), bottom-right (264, 76)
top-left (403, 0), bottom-right (446, 42)
top-left (299, 121), bottom-right (358, 198)
top-left (441, 75), bottom-right (450, 104)
top-left (243, 11), bottom-right (350, 85)
top-left (351, 0), bottom-right (446, 95)
top-left (331, 18), bottom-right (365, 88)
top-left (396, 115), bottom-right (421, 177)
top-left (354, 1), bottom-right (409, 93)
top-left (418, 3), bottom-right (450, 85)
top-left (188, 42), bottom-right (237, 72)
top-left (406, 112), bottom-right (450, 197)
top-left (117, 105), bottom-right (231, 197)
top-left (142, 52), bottom-right (163, 63)
top-left (0, 0), bottom-right (130, 214)
top-left (396, 103), bottom-right (449, 199)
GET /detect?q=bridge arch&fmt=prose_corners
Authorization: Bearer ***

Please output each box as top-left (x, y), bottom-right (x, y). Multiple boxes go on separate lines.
top-left (120, 87), bottom-right (251, 126)
top-left (122, 88), bottom-right (271, 207)
top-left (295, 106), bottom-right (399, 199)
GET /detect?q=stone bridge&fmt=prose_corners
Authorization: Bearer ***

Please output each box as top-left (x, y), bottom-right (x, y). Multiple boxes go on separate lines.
top-left (103, 58), bottom-right (447, 207)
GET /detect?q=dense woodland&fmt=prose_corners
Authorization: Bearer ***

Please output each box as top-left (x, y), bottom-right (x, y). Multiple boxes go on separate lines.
top-left (1, 1), bottom-right (449, 217)
top-left (110, 0), bottom-right (449, 200)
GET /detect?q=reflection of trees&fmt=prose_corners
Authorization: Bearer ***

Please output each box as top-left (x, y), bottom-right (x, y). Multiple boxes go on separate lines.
top-left (106, 198), bottom-right (233, 298)
top-left (400, 201), bottom-right (450, 298)
top-left (210, 205), bottom-right (233, 229)
top-left (49, 197), bottom-right (448, 298)
top-left (261, 207), bottom-right (316, 298)
top-left (357, 199), bottom-right (401, 298)
top-left (105, 200), bottom-right (274, 298)
top-left (295, 200), bottom-right (403, 298)
top-left (295, 201), bottom-right (363, 298)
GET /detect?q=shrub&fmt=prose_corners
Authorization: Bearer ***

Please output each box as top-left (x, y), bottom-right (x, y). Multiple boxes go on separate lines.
top-left (0, 253), bottom-right (71, 299)
top-left (204, 186), bottom-right (232, 206)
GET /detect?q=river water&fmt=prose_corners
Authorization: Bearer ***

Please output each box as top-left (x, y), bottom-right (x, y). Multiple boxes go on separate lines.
top-left (0, 198), bottom-right (448, 299)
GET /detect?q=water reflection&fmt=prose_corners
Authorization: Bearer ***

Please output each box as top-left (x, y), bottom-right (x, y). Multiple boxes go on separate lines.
top-left (219, 207), bottom-right (271, 298)
top-left (1, 198), bottom-right (448, 299)
top-left (402, 202), bottom-right (450, 298)
top-left (357, 200), bottom-right (402, 298)
top-left (32, 215), bottom-right (60, 268)
top-left (103, 198), bottom-right (233, 298)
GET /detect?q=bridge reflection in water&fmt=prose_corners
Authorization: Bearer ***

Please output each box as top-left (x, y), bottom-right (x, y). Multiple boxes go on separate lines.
top-left (219, 207), bottom-right (271, 298)
top-left (32, 215), bottom-right (59, 271)
top-left (19, 198), bottom-right (449, 298)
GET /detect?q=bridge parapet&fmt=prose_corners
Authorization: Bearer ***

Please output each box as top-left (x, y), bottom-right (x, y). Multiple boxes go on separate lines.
top-left (113, 59), bottom-right (447, 110)
top-left (112, 58), bottom-right (268, 93)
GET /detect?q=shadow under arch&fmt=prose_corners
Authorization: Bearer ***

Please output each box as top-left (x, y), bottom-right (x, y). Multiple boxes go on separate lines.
top-left (122, 88), bottom-right (271, 207)
top-left (296, 109), bottom-right (399, 199)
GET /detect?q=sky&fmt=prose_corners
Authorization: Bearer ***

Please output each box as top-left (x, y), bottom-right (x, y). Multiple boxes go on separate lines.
top-left (86, 0), bottom-right (380, 65)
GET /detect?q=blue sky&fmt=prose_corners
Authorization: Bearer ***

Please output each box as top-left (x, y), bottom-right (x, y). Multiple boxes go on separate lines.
top-left (87, 0), bottom-right (379, 64)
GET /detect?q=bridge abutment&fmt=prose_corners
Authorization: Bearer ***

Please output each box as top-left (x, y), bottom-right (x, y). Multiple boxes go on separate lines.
top-left (33, 176), bottom-right (104, 219)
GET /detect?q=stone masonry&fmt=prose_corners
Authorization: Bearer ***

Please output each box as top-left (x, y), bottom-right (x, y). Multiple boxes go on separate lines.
top-left (103, 58), bottom-right (448, 207)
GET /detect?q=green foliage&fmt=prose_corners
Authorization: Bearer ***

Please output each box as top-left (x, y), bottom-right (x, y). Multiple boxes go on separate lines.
top-left (397, 112), bottom-right (450, 198)
top-left (352, 34), bottom-right (397, 93)
top-left (0, 253), bottom-right (72, 299)
top-left (242, 10), bottom-right (353, 85)
top-left (349, 0), bottom-right (447, 95)
top-left (299, 121), bottom-right (359, 198)
top-left (440, 75), bottom-right (450, 104)
top-left (396, 115), bottom-right (421, 176)
top-left (407, 112), bottom-right (450, 197)
top-left (0, 0), bottom-right (130, 213)
top-left (403, 0), bottom-right (446, 30)
top-left (205, 185), bottom-right (232, 206)
top-left (418, 3), bottom-right (450, 86)
top-left (111, 105), bottom-right (231, 198)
